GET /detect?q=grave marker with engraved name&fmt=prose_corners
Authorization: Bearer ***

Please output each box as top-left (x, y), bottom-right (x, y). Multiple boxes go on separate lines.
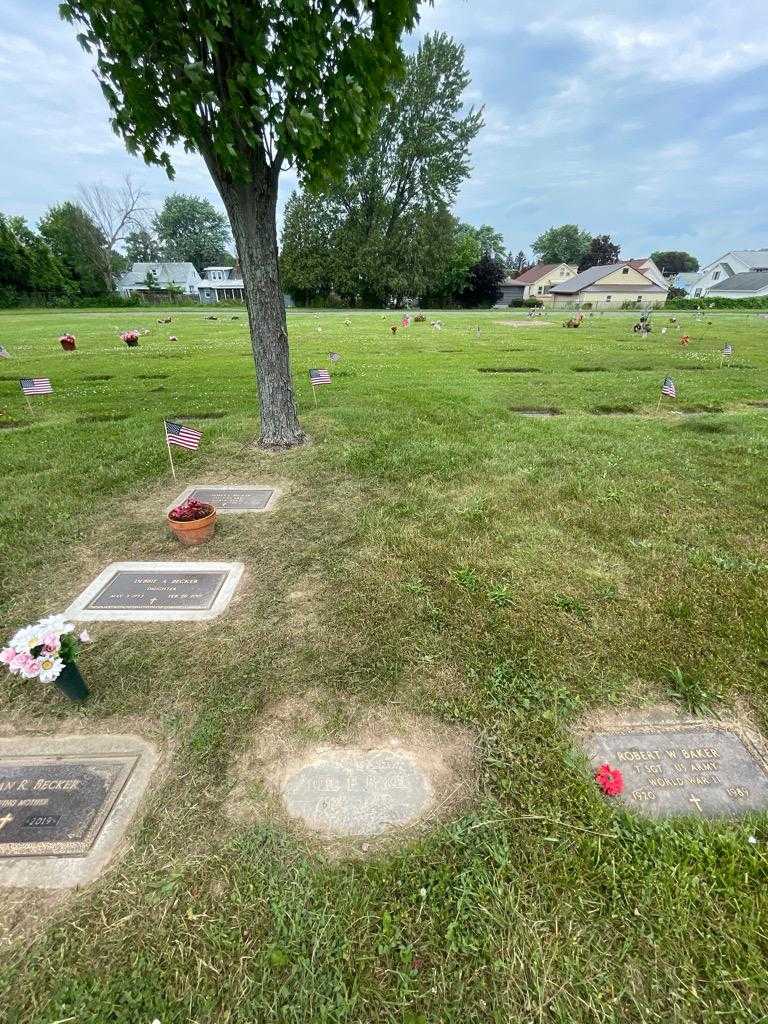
top-left (170, 485), bottom-right (277, 514)
top-left (65, 561), bottom-right (244, 621)
top-left (0, 755), bottom-right (138, 857)
top-left (588, 724), bottom-right (768, 818)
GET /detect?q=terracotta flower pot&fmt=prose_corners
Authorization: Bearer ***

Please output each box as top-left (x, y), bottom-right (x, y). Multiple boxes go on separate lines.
top-left (124, 338), bottom-right (139, 348)
top-left (60, 338), bottom-right (76, 352)
top-left (167, 505), bottom-right (217, 545)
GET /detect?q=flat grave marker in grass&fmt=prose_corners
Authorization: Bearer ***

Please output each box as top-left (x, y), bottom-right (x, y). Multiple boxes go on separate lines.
top-left (0, 734), bottom-right (157, 889)
top-left (281, 748), bottom-right (433, 837)
top-left (170, 484), bottom-right (278, 514)
top-left (65, 561), bottom-right (244, 622)
top-left (586, 719), bottom-right (768, 818)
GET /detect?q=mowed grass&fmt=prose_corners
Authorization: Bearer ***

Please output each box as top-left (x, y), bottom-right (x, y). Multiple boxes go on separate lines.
top-left (1, 306), bottom-right (768, 1023)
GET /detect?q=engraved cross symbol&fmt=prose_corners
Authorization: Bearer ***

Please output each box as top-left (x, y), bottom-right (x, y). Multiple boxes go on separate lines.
top-left (688, 795), bottom-right (703, 813)
top-left (0, 812), bottom-right (14, 831)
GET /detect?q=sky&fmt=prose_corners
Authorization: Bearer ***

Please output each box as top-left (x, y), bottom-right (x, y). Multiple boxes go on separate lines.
top-left (1, 0), bottom-right (767, 266)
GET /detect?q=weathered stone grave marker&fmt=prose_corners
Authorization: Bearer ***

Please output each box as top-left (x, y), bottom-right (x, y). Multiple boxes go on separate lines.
top-left (0, 734), bottom-right (157, 888)
top-left (66, 561), bottom-right (244, 621)
top-left (170, 484), bottom-right (278, 514)
top-left (586, 720), bottom-right (768, 818)
top-left (281, 748), bottom-right (433, 836)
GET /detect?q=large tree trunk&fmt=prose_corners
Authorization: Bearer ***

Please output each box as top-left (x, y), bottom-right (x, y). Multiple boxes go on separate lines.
top-left (206, 157), bottom-right (305, 449)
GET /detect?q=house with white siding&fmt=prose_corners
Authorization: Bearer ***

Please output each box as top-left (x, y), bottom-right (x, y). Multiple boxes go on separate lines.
top-left (547, 261), bottom-right (668, 308)
top-left (117, 262), bottom-right (201, 296)
top-left (686, 250), bottom-right (768, 297)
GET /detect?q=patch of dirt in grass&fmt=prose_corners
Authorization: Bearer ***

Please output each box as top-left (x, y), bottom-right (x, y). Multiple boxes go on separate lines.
top-left (225, 692), bottom-right (477, 858)
top-left (82, 374), bottom-right (113, 381)
top-left (0, 419), bottom-right (32, 430)
top-left (590, 404), bottom-right (636, 415)
top-left (627, 365), bottom-right (654, 371)
top-left (677, 419), bottom-right (733, 434)
top-left (135, 373), bottom-right (169, 380)
top-left (678, 404), bottom-right (723, 414)
top-left (77, 413), bottom-right (130, 424)
top-left (494, 320), bottom-right (554, 328)
top-left (171, 411), bottom-right (226, 420)
top-left (510, 404), bottom-right (561, 417)
top-left (478, 367), bottom-right (541, 374)
top-left (748, 401), bottom-right (768, 408)
top-left (572, 366), bottom-right (608, 373)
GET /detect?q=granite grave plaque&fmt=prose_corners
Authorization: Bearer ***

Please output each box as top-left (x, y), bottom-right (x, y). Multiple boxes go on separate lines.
top-left (281, 749), bottom-right (433, 836)
top-left (0, 735), bottom-right (157, 889)
top-left (587, 722), bottom-right (768, 818)
top-left (66, 561), bottom-right (244, 622)
top-left (170, 484), bottom-right (278, 514)
top-left (0, 755), bottom-right (138, 857)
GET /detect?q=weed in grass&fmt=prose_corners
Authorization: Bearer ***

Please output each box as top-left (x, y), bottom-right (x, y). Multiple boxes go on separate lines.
top-left (453, 566), bottom-right (481, 591)
top-left (667, 664), bottom-right (723, 714)
top-left (553, 594), bottom-right (588, 618)
top-left (486, 583), bottom-right (514, 607)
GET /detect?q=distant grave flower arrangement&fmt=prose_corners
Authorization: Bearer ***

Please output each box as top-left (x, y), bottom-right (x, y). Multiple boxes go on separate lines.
top-left (121, 330), bottom-right (140, 347)
top-left (594, 763), bottom-right (624, 797)
top-left (1, 615), bottom-right (92, 692)
top-left (59, 333), bottom-right (76, 351)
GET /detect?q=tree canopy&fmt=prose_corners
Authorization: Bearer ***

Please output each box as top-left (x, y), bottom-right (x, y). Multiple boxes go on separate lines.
top-left (578, 234), bottom-right (621, 272)
top-left (532, 224), bottom-right (592, 265)
top-left (650, 250), bottom-right (700, 275)
top-left (280, 31), bottom-right (483, 306)
top-left (153, 194), bottom-right (233, 270)
top-left (38, 201), bottom-right (109, 296)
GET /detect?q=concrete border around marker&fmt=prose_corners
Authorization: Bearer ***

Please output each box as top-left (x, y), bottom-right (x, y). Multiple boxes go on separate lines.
top-left (65, 561), bottom-right (245, 622)
top-left (167, 484), bottom-right (280, 515)
top-left (0, 734), bottom-right (158, 890)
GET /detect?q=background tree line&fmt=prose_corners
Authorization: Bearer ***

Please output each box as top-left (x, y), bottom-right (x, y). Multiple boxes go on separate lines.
top-left (0, 187), bottom-right (233, 307)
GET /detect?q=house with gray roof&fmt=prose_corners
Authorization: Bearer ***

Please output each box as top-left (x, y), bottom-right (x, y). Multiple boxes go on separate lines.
top-left (708, 271), bottom-right (768, 298)
top-left (686, 250), bottom-right (768, 297)
top-left (117, 262), bottom-right (202, 296)
top-left (547, 262), bottom-right (668, 308)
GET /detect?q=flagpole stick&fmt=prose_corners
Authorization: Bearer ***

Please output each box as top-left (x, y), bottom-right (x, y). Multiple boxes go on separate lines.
top-left (24, 394), bottom-right (33, 416)
top-left (655, 395), bottom-right (663, 415)
top-left (165, 432), bottom-right (177, 481)
top-left (312, 384), bottom-right (317, 406)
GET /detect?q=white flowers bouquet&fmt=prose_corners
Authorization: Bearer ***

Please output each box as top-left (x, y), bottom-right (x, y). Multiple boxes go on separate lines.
top-left (1, 615), bottom-right (91, 684)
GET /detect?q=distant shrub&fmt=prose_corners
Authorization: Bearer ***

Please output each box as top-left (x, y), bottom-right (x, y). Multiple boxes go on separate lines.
top-left (508, 298), bottom-right (543, 308)
top-left (666, 296), bottom-right (768, 310)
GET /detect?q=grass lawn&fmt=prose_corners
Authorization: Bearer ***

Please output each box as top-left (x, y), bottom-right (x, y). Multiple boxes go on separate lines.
top-left (1, 306), bottom-right (768, 1023)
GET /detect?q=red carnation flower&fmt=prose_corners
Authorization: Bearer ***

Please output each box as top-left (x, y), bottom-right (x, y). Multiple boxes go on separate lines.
top-left (594, 763), bottom-right (624, 797)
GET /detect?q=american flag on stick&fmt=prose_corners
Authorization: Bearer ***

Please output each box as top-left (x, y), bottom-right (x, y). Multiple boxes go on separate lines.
top-left (661, 376), bottom-right (677, 398)
top-left (309, 368), bottom-right (331, 385)
top-left (723, 343), bottom-right (733, 357)
top-left (164, 419), bottom-right (202, 450)
top-left (20, 378), bottom-right (52, 395)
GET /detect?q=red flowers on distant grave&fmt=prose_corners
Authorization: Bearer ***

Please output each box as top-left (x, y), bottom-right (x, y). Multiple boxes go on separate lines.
top-left (121, 330), bottom-right (140, 347)
top-left (168, 498), bottom-right (213, 523)
top-left (59, 334), bottom-right (76, 351)
top-left (679, 335), bottom-right (690, 346)
top-left (594, 763), bottom-right (624, 797)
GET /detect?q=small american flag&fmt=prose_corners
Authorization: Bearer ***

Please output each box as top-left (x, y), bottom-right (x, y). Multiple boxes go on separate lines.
top-left (164, 419), bottom-right (202, 450)
top-left (328, 352), bottom-right (340, 363)
top-left (20, 378), bottom-right (52, 395)
top-left (309, 368), bottom-right (331, 386)
top-left (661, 376), bottom-right (677, 398)
top-left (723, 343), bottom-right (733, 356)
top-left (0, 345), bottom-right (10, 358)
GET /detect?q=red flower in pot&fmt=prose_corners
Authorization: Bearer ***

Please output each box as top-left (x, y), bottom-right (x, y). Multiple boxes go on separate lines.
top-left (121, 330), bottom-right (140, 347)
top-left (59, 334), bottom-right (76, 351)
top-left (167, 499), bottom-right (217, 545)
